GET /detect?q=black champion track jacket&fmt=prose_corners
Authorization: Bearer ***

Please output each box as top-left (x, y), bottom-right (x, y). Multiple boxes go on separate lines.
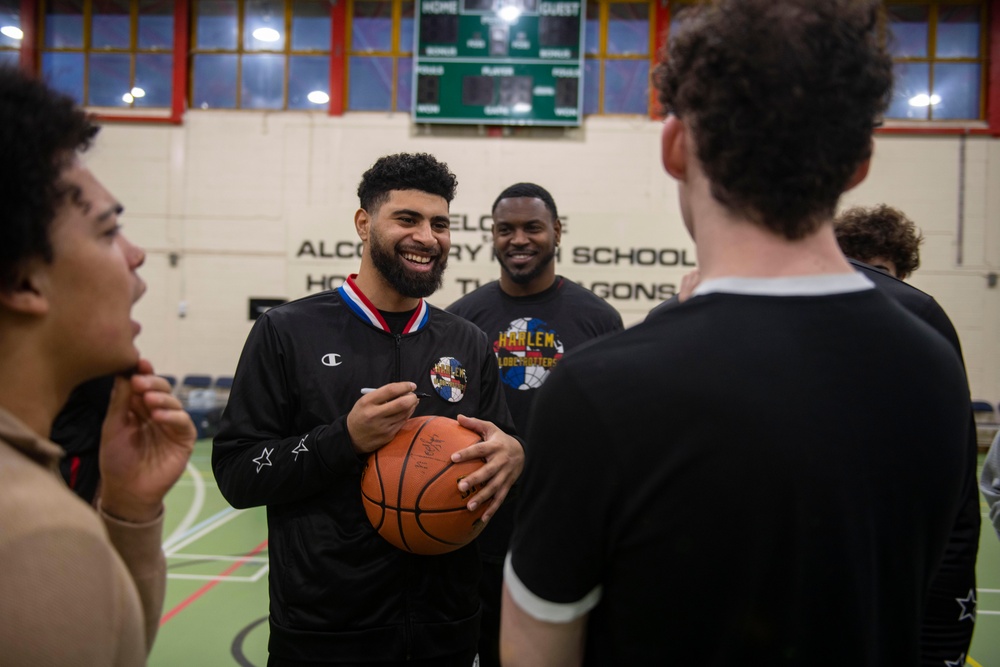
top-left (213, 282), bottom-right (518, 663)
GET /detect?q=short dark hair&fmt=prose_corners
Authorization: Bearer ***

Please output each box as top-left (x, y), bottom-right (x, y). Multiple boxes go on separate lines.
top-left (834, 204), bottom-right (923, 279)
top-left (357, 153), bottom-right (458, 213)
top-left (0, 66), bottom-right (99, 290)
top-left (492, 182), bottom-right (559, 220)
top-left (652, 0), bottom-right (892, 240)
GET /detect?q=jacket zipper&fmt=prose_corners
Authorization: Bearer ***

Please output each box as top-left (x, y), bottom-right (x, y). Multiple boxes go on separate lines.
top-left (394, 333), bottom-right (402, 381)
top-left (404, 584), bottom-right (412, 660)
top-left (395, 331), bottom-right (413, 659)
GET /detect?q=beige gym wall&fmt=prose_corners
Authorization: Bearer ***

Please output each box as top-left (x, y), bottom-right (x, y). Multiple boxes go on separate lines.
top-left (84, 111), bottom-right (1000, 403)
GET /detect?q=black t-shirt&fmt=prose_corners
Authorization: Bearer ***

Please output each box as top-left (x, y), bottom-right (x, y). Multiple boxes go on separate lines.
top-left (52, 374), bottom-right (115, 504)
top-left (847, 258), bottom-right (963, 355)
top-left (845, 258), bottom-right (979, 665)
top-left (447, 277), bottom-right (623, 558)
top-left (509, 278), bottom-right (971, 665)
top-left (381, 307), bottom-right (419, 334)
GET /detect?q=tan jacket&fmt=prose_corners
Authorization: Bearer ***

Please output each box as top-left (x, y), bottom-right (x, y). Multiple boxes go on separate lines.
top-left (0, 408), bottom-right (166, 666)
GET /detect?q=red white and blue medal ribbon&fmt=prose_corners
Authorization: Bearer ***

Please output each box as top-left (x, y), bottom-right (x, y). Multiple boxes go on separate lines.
top-left (339, 274), bottom-right (429, 334)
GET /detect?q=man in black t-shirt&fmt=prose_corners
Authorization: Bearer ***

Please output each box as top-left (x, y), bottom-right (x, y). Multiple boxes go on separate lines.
top-left (500, 2), bottom-right (974, 666)
top-left (846, 257), bottom-right (980, 663)
top-left (447, 183), bottom-right (622, 667)
top-left (984, 432), bottom-right (1000, 539)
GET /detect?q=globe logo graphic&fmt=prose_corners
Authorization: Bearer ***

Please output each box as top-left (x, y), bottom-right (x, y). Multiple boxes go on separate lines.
top-left (494, 317), bottom-right (564, 391)
top-left (430, 356), bottom-right (467, 402)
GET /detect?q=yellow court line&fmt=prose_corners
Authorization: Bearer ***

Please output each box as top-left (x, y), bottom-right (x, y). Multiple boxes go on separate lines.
top-left (967, 656), bottom-right (983, 667)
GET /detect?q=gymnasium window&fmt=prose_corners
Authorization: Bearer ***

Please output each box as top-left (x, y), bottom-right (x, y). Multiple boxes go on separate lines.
top-left (10, 0), bottom-right (1000, 130)
top-left (583, 0), bottom-right (654, 115)
top-left (885, 1), bottom-right (988, 121)
top-left (347, 0), bottom-right (413, 112)
top-left (38, 0), bottom-right (175, 109)
top-left (191, 0), bottom-right (331, 110)
top-left (0, 0), bottom-right (24, 67)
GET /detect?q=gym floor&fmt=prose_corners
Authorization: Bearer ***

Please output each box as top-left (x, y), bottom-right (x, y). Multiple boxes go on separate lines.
top-left (149, 446), bottom-right (1000, 666)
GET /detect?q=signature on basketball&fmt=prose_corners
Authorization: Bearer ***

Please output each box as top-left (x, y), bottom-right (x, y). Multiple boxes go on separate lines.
top-left (418, 434), bottom-right (445, 458)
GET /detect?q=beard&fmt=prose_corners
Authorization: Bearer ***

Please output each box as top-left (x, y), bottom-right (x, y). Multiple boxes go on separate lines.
top-left (495, 246), bottom-right (556, 286)
top-left (369, 226), bottom-right (447, 298)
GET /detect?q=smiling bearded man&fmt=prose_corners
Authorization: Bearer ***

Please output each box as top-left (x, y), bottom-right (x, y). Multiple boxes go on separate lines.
top-left (367, 202), bottom-right (448, 298)
top-left (213, 153), bottom-right (525, 667)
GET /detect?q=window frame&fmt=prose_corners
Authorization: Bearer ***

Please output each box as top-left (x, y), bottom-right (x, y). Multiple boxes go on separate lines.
top-left (343, 0), bottom-right (414, 113)
top-left (879, 0), bottom-right (994, 133)
top-left (329, 0), bottom-right (345, 114)
top-left (31, 0), bottom-right (187, 124)
top-left (656, 0), bottom-right (998, 135)
top-left (1, 0), bottom-right (36, 71)
top-left (991, 0), bottom-right (1000, 134)
top-left (651, 0), bottom-right (667, 119)
top-left (583, 0), bottom-right (657, 117)
top-left (189, 0), bottom-right (335, 112)
top-left (3, 0), bottom-right (996, 133)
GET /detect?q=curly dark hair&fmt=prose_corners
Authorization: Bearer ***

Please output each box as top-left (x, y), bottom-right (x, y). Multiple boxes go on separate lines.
top-left (652, 0), bottom-right (892, 240)
top-left (357, 153), bottom-right (458, 213)
top-left (0, 66), bottom-right (99, 290)
top-left (834, 204), bottom-right (923, 279)
top-left (492, 182), bottom-right (559, 220)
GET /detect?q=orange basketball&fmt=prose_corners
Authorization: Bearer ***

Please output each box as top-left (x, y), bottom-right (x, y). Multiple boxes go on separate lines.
top-left (361, 415), bottom-right (488, 555)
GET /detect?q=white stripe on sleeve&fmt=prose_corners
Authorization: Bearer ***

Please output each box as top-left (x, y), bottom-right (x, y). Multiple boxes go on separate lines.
top-left (504, 552), bottom-right (602, 623)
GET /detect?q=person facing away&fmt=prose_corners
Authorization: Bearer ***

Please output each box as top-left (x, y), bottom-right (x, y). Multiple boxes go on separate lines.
top-left (212, 152), bottom-right (524, 667)
top-left (500, 2), bottom-right (973, 666)
top-left (842, 255), bottom-right (980, 666)
top-left (0, 66), bottom-right (196, 665)
top-left (834, 203), bottom-right (924, 280)
top-left (982, 430), bottom-right (1000, 540)
top-left (446, 182), bottom-right (622, 667)
top-left (657, 217), bottom-right (979, 664)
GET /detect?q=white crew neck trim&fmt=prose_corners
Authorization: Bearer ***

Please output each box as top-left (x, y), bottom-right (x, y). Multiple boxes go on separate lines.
top-left (692, 273), bottom-right (874, 298)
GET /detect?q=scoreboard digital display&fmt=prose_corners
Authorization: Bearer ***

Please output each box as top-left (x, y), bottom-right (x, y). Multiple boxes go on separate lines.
top-left (413, 0), bottom-right (585, 126)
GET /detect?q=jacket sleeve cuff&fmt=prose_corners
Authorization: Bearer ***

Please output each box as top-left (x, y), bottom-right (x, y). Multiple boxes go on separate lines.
top-left (315, 417), bottom-right (366, 472)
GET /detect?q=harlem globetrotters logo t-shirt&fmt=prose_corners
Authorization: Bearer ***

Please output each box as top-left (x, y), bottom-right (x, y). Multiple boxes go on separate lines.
top-left (493, 317), bottom-right (565, 391)
top-left (445, 277), bottom-right (624, 440)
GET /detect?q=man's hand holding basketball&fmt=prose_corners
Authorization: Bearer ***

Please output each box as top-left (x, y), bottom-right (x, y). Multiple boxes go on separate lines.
top-left (451, 415), bottom-right (524, 523)
top-left (347, 382), bottom-right (420, 455)
top-left (99, 358), bottom-right (197, 524)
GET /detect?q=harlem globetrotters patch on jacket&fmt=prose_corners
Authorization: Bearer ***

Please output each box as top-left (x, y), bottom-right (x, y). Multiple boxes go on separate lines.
top-left (430, 357), bottom-right (467, 402)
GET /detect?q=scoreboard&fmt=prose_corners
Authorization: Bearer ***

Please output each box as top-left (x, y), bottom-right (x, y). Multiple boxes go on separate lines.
top-left (413, 0), bottom-right (585, 126)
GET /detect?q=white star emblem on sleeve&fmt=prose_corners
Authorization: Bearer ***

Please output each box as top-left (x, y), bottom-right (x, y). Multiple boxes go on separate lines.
top-left (253, 447), bottom-right (273, 473)
top-left (292, 434), bottom-right (309, 460)
top-left (944, 652), bottom-right (966, 667)
top-left (956, 589), bottom-right (976, 622)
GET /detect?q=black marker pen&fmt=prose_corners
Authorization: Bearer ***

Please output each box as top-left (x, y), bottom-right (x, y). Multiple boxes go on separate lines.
top-left (360, 387), bottom-right (432, 399)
